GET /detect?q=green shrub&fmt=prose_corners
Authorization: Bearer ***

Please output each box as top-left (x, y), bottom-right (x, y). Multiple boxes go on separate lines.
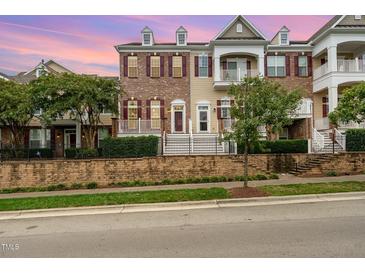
top-left (71, 183), bottom-right (83, 189)
top-left (86, 182), bottom-right (98, 189)
top-left (346, 129), bottom-right (365, 151)
top-left (237, 139), bottom-right (308, 154)
top-left (99, 135), bottom-right (159, 158)
top-left (0, 148), bottom-right (53, 159)
top-left (269, 173), bottom-right (279, 179)
top-left (254, 174), bottom-right (268, 180)
top-left (326, 171), bottom-right (337, 177)
top-left (65, 148), bottom-right (98, 159)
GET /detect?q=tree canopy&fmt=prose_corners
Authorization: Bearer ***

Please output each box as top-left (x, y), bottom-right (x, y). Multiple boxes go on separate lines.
top-left (30, 73), bottom-right (121, 148)
top-left (0, 79), bottom-right (35, 146)
top-left (329, 82), bottom-right (365, 126)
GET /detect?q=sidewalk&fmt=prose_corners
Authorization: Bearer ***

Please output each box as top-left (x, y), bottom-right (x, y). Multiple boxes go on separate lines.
top-left (1, 174), bottom-right (365, 200)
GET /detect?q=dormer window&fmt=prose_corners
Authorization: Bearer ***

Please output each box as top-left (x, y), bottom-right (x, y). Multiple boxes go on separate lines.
top-left (176, 26), bottom-right (187, 46)
top-left (178, 33), bottom-right (186, 46)
top-left (355, 15), bottom-right (362, 20)
top-left (141, 26), bottom-right (154, 46)
top-left (143, 33), bottom-right (152, 46)
top-left (280, 33), bottom-right (288, 45)
top-left (236, 23), bottom-right (243, 33)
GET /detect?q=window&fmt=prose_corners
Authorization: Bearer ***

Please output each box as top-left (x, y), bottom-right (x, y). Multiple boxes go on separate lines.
top-left (29, 129), bottom-right (50, 148)
top-left (150, 56), bottom-right (160, 78)
top-left (220, 99), bottom-right (231, 119)
top-left (34, 108), bottom-right (42, 116)
top-left (279, 128), bottom-right (289, 140)
top-left (298, 56), bottom-right (308, 77)
top-left (128, 100), bottom-right (138, 129)
top-left (173, 56), bottom-right (182, 78)
top-left (322, 97), bottom-right (329, 118)
top-left (177, 33), bottom-right (186, 45)
top-left (198, 55), bottom-right (208, 77)
top-left (280, 33), bottom-right (288, 45)
top-left (128, 56), bottom-right (138, 78)
top-left (143, 33), bottom-right (151, 46)
top-left (98, 128), bottom-right (109, 147)
top-left (267, 56), bottom-right (286, 77)
top-left (150, 100), bottom-right (160, 129)
top-left (236, 23), bottom-right (243, 33)
top-left (355, 15), bottom-right (362, 20)
top-left (198, 105), bottom-right (209, 132)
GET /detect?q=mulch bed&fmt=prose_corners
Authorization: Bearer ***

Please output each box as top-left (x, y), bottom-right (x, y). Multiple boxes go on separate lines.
top-left (229, 187), bottom-right (269, 198)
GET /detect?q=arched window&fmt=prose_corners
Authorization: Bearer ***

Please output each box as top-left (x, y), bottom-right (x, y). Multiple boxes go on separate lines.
top-left (236, 23), bottom-right (243, 33)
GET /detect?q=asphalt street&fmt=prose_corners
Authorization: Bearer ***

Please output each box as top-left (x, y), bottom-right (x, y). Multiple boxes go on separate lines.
top-left (1, 198), bottom-right (365, 257)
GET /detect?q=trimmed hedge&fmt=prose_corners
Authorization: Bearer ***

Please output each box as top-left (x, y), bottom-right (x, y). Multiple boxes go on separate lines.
top-left (237, 139), bottom-right (308, 154)
top-left (0, 148), bottom-right (53, 159)
top-left (65, 148), bottom-right (98, 159)
top-left (346, 129), bottom-right (365, 151)
top-left (100, 135), bottom-right (159, 158)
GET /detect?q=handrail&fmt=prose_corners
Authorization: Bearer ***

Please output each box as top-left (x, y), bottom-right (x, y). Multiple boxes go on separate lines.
top-left (334, 128), bottom-right (346, 150)
top-left (312, 128), bottom-right (325, 152)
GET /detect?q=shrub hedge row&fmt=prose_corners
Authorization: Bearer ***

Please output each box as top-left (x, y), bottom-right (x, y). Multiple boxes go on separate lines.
top-left (237, 139), bottom-right (308, 154)
top-left (346, 129), bottom-right (365, 151)
top-left (99, 135), bottom-right (159, 158)
top-left (0, 148), bottom-right (53, 159)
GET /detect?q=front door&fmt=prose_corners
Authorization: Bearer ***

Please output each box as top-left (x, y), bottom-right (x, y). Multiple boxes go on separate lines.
top-left (64, 129), bottom-right (77, 149)
top-left (174, 112), bottom-right (183, 132)
top-left (197, 105), bottom-right (209, 133)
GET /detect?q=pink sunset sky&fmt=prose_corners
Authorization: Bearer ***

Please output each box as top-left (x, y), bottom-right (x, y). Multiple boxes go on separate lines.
top-left (0, 15), bottom-right (334, 76)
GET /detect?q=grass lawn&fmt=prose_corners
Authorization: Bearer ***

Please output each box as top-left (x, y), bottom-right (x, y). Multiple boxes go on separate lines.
top-left (258, 181), bottom-right (365, 196)
top-left (0, 188), bottom-right (229, 211)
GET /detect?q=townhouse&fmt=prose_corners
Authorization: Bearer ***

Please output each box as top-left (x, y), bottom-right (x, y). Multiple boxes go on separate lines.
top-left (0, 60), bottom-right (117, 157)
top-left (115, 15), bottom-right (319, 153)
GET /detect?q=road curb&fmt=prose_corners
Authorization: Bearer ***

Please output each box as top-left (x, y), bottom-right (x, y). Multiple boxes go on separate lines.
top-left (1, 191), bottom-right (365, 220)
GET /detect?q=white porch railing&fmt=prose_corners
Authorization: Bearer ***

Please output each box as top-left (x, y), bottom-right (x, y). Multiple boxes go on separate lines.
top-left (220, 69), bottom-right (259, 81)
top-left (292, 98), bottom-right (312, 118)
top-left (337, 59), bottom-right (365, 73)
top-left (313, 63), bottom-right (328, 79)
top-left (315, 117), bottom-right (329, 130)
top-left (258, 125), bottom-right (267, 139)
top-left (119, 118), bottom-right (162, 134)
top-left (338, 121), bottom-right (365, 129)
top-left (312, 128), bottom-right (325, 152)
top-left (334, 128), bottom-right (346, 150)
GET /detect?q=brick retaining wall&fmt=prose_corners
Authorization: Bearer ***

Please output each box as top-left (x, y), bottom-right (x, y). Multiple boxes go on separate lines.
top-left (1, 153), bottom-right (364, 189)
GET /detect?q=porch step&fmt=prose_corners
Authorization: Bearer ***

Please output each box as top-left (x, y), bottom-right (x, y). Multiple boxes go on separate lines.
top-left (288, 154), bottom-right (339, 176)
top-left (163, 133), bottom-right (231, 155)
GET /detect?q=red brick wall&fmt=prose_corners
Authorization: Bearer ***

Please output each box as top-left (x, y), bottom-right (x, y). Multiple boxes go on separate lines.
top-left (266, 52), bottom-right (313, 98)
top-left (120, 52), bottom-right (191, 133)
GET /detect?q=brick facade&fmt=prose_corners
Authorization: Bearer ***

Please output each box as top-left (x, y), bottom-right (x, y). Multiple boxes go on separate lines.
top-left (120, 52), bottom-right (191, 133)
top-left (266, 52), bottom-right (313, 98)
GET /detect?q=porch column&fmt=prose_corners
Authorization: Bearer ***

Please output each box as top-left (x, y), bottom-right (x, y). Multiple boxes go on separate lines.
top-left (258, 54), bottom-right (265, 77)
top-left (214, 56), bottom-right (220, 81)
top-left (327, 45), bottom-right (337, 72)
top-left (328, 86), bottom-right (338, 113)
top-left (40, 125), bottom-right (47, 148)
top-left (76, 122), bottom-right (81, 148)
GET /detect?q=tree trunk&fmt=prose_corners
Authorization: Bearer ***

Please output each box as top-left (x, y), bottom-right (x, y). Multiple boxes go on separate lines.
top-left (84, 126), bottom-right (96, 149)
top-left (243, 141), bottom-right (248, 188)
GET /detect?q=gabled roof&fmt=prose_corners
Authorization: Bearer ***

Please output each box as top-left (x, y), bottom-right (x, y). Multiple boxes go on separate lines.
top-left (141, 26), bottom-right (153, 33)
top-left (10, 59), bottom-right (73, 84)
top-left (212, 15), bottom-right (267, 41)
top-left (270, 25), bottom-right (291, 45)
top-left (176, 26), bottom-right (187, 33)
top-left (307, 15), bottom-right (365, 43)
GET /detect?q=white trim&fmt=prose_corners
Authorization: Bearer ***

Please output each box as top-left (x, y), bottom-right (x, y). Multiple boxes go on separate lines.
top-left (171, 100), bottom-right (186, 133)
top-left (279, 32), bottom-right (289, 46)
top-left (196, 103), bottom-right (211, 133)
top-left (176, 32), bottom-right (187, 46)
top-left (212, 15), bottom-right (267, 41)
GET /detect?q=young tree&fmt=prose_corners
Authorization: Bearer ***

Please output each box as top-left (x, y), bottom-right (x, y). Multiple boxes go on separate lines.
top-left (0, 79), bottom-right (35, 147)
top-left (256, 80), bottom-right (301, 141)
top-left (329, 82), bottom-right (365, 126)
top-left (226, 76), bottom-right (301, 187)
top-left (30, 73), bottom-right (121, 148)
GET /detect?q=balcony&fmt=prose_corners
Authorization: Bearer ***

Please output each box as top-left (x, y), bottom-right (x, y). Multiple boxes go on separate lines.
top-left (337, 59), bottom-right (365, 73)
top-left (118, 119), bottom-right (162, 135)
top-left (214, 68), bottom-right (259, 90)
top-left (291, 98), bottom-right (312, 119)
